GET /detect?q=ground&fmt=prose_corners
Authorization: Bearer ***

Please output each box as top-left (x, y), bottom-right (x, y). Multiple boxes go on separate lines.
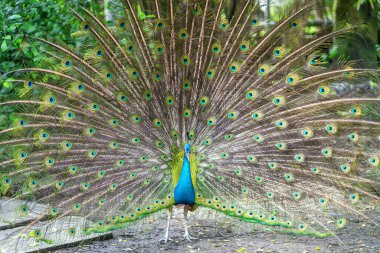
top-left (54, 206), bottom-right (380, 253)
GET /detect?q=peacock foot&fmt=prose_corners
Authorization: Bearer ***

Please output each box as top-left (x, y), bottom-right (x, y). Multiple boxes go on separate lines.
top-left (159, 235), bottom-right (173, 243)
top-left (182, 232), bottom-right (197, 242)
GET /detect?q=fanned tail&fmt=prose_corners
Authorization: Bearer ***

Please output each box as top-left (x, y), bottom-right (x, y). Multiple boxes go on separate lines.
top-left (0, 0), bottom-right (379, 246)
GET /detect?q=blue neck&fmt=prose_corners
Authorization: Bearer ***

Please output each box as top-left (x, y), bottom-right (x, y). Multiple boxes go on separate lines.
top-left (173, 153), bottom-right (195, 205)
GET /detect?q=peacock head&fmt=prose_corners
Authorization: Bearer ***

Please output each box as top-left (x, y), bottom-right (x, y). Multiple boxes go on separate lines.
top-left (184, 143), bottom-right (191, 155)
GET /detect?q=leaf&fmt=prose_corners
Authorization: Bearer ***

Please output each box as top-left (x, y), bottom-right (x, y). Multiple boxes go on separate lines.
top-left (1, 40), bottom-right (7, 52)
top-left (0, 115), bottom-right (8, 125)
top-left (31, 47), bottom-right (38, 57)
top-left (7, 23), bottom-right (21, 33)
top-left (21, 23), bottom-right (37, 33)
top-left (2, 81), bottom-right (12, 88)
top-left (8, 14), bottom-right (22, 20)
top-left (14, 38), bottom-right (23, 47)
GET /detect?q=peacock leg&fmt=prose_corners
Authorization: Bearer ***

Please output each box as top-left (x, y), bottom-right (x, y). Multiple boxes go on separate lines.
top-left (182, 205), bottom-right (197, 241)
top-left (159, 206), bottom-right (173, 243)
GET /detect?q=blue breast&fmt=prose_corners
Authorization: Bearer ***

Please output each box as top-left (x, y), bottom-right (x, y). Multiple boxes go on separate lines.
top-left (174, 154), bottom-right (195, 205)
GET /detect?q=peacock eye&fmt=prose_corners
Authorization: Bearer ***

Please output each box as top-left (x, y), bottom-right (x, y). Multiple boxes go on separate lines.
top-left (144, 91), bottom-right (153, 100)
top-left (156, 19), bottom-right (167, 29)
top-left (207, 117), bottom-right (216, 126)
top-left (229, 62), bottom-right (240, 73)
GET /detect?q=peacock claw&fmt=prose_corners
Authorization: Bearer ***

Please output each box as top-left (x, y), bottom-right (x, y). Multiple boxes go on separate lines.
top-left (159, 236), bottom-right (173, 243)
top-left (182, 233), bottom-right (197, 242)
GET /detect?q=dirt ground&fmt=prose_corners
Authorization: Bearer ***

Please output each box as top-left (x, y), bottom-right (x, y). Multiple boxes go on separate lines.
top-left (54, 206), bottom-right (380, 253)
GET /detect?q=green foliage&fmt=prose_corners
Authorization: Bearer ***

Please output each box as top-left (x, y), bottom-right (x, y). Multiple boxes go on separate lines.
top-left (0, 0), bottom-right (104, 136)
top-left (0, 0), bottom-right (103, 74)
top-left (334, 0), bottom-right (378, 68)
top-left (356, 0), bottom-right (376, 10)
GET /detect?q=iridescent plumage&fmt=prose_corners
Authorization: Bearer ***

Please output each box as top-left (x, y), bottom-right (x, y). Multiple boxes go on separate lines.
top-left (174, 143), bottom-right (196, 205)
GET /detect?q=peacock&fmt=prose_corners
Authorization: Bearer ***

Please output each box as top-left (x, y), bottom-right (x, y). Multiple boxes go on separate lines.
top-left (0, 0), bottom-right (379, 249)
